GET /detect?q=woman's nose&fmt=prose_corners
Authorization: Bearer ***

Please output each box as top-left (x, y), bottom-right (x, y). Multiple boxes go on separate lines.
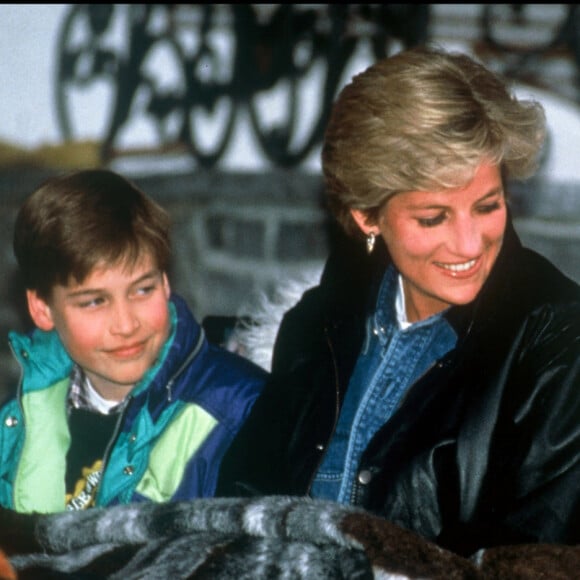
top-left (449, 218), bottom-right (483, 257)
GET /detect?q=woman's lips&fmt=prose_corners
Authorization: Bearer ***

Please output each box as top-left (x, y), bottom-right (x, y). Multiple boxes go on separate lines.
top-left (435, 257), bottom-right (481, 278)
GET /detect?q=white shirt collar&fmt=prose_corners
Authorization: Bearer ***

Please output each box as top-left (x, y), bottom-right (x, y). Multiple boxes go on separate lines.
top-left (395, 274), bottom-right (413, 330)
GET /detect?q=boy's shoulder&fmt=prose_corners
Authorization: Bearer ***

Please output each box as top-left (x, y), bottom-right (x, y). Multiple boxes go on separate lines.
top-left (8, 327), bottom-right (73, 391)
top-left (169, 294), bottom-right (267, 400)
top-left (206, 343), bottom-right (268, 381)
top-left (172, 294), bottom-right (266, 374)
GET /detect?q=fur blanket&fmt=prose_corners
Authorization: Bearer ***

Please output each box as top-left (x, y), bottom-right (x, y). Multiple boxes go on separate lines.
top-left (2, 496), bottom-right (579, 579)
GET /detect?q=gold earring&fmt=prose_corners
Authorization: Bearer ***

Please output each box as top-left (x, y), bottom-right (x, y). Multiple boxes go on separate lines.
top-left (366, 232), bottom-right (376, 255)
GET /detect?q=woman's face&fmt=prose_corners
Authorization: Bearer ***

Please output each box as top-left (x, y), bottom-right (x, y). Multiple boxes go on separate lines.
top-left (352, 162), bottom-right (507, 322)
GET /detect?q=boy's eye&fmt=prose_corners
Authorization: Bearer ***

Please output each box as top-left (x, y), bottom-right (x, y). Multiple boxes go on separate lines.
top-left (77, 297), bottom-right (105, 309)
top-left (417, 213), bottom-right (446, 227)
top-left (135, 284), bottom-right (156, 296)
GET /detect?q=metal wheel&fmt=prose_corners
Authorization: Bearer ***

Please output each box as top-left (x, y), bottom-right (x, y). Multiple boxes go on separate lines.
top-left (482, 4), bottom-right (572, 54)
top-left (247, 5), bottom-right (348, 168)
top-left (371, 4), bottom-right (430, 59)
top-left (179, 5), bottom-right (238, 168)
top-left (54, 4), bottom-right (120, 144)
top-left (97, 5), bottom-right (191, 160)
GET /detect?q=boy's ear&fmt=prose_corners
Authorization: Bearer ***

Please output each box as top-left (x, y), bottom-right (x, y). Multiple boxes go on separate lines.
top-left (350, 209), bottom-right (375, 235)
top-left (26, 290), bottom-right (55, 331)
top-left (162, 273), bottom-right (171, 298)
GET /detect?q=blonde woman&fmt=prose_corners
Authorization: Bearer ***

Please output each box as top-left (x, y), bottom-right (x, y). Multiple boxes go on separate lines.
top-left (218, 46), bottom-right (580, 557)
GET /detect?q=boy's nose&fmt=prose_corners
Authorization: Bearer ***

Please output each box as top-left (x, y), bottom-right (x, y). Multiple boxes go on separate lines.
top-left (111, 304), bottom-right (140, 335)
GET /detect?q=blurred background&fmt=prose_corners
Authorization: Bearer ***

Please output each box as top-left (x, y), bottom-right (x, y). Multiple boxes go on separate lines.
top-left (0, 4), bottom-right (579, 388)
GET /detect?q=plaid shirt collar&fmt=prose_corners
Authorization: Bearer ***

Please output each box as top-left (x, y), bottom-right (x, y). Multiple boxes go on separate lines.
top-left (68, 365), bottom-right (124, 415)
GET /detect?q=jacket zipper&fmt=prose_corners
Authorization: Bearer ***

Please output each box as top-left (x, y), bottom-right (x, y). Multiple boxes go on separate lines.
top-left (8, 340), bottom-right (26, 509)
top-left (96, 326), bottom-right (206, 504)
top-left (95, 397), bottom-right (131, 505)
top-left (164, 328), bottom-right (205, 402)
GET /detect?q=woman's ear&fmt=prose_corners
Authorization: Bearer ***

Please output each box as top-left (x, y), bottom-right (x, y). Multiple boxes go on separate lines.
top-left (350, 209), bottom-right (376, 235)
top-left (26, 290), bottom-right (55, 331)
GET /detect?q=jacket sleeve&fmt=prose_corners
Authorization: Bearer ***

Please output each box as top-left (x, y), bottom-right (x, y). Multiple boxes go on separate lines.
top-left (498, 302), bottom-right (580, 544)
top-left (271, 286), bottom-right (327, 374)
top-left (217, 289), bottom-right (339, 498)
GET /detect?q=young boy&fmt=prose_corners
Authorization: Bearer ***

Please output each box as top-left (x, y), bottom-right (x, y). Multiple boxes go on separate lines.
top-left (0, 169), bottom-right (266, 513)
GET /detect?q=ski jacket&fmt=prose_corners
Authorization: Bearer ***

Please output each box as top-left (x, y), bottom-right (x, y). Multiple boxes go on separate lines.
top-left (0, 294), bottom-right (266, 513)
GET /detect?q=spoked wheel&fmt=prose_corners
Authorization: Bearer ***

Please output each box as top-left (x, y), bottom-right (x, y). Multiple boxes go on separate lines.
top-left (567, 6), bottom-right (580, 84)
top-left (104, 5), bottom-right (189, 157)
top-left (247, 5), bottom-right (347, 168)
top-left (480, 4), bottom-right (575, 83)
top-left (371, 4), bottom-right (430, 59)
top-left (482, 5), bottom-right (572, 56)
top-left (178, 4), bottom-right (238, 169)
top-left (55, 4), bottom-right (120, 145)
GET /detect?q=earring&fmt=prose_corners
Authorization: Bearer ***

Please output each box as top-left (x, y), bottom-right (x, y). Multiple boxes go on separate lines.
top-left (366, 232), bottom-right (376, 255)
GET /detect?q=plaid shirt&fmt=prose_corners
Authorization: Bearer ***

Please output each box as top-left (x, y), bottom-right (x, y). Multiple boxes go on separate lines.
top-left (67, 365), bottom-right (124, 415)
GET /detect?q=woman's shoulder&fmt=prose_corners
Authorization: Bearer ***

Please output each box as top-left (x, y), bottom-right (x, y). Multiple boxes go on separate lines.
top-left (485, 246), bottom-right (580, 359)
top-left (516, 246), bottom-right (580, 306)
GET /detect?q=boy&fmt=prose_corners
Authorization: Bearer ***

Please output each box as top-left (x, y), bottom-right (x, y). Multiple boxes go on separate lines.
top-left (0, 169), bottom-right (266, 513)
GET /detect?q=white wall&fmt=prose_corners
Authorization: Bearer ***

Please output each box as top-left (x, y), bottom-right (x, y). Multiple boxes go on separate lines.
top-left (0, 4), bottom-right (68, 148)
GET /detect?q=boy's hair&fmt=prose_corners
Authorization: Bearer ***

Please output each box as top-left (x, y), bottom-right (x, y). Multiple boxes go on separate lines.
top-left (322, 45), bottom-right (547, 237)
top-left (13, 169), bottom-right (171, 300)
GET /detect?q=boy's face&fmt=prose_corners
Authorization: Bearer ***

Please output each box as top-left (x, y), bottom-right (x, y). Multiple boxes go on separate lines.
top-left (26, 252), bottom-right (172, 402)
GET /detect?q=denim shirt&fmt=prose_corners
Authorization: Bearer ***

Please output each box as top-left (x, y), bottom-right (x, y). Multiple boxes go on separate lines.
top-left (310, 266), bottom-right (457, 503)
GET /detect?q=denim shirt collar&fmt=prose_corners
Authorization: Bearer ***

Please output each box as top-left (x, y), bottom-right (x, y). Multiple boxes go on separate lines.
top-left (372, 265), bottom-right (449, 347)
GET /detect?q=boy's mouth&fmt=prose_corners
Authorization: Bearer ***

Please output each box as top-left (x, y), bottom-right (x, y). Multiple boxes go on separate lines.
top-left (107, 341), bottom-right (147, 359)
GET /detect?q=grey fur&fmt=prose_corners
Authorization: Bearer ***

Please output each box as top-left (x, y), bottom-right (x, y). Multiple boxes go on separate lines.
top-left (8, 496), bottom-right (580, 578)
top-left (9, 497), bottom-right (454, 578)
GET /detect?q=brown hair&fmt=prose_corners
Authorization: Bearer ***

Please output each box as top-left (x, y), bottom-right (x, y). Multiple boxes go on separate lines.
top-left (13, 169), bottom-right (171, 299)
top-left (322, 45), bottom-right (547, 237)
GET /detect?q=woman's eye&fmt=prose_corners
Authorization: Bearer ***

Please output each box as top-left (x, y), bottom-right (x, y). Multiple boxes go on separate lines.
top-left (477, 201), bottom-right (501, 214)
top-left (417, 213), bottom-right (446, 227)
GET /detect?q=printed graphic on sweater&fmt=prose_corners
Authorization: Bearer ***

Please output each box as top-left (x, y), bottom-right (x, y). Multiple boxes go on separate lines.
top-left (65, 408), bottom-right (117, 510)
top-left (66, 460), bottom-right (103, 510)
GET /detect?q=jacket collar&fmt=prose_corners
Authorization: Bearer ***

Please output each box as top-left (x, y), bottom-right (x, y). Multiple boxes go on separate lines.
top-left (128, 294), bottom-right (205, 419)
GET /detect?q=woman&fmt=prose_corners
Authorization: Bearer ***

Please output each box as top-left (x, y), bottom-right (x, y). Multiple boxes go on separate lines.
top-left (217, 46), bottom-right (580, 557)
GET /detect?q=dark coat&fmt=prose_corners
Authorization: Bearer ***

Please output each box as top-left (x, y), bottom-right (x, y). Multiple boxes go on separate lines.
top-left (217, 218), bottom-right (580, 557)
top-left (1, 294), bottom-right (266, 511)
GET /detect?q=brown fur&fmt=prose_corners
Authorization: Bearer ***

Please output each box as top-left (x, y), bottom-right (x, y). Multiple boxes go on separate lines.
top-left (341, 511), bottom-right (481, 579)
top-left (477, 543), bottom-right (580, 579)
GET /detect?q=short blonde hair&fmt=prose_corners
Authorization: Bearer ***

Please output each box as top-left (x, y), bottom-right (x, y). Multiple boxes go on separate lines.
top-left (322, 45), bottom-right (547, 237)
